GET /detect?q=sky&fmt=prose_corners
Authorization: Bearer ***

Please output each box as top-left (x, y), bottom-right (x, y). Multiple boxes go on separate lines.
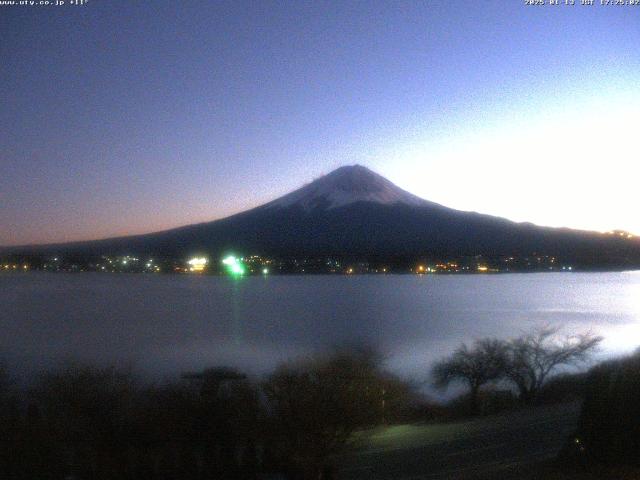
top-left (1, 0), bottom-right (638, 246)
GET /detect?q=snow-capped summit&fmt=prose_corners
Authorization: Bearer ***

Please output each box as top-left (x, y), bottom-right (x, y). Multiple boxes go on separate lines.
top-left (266, 165), bottom-right (429, 211)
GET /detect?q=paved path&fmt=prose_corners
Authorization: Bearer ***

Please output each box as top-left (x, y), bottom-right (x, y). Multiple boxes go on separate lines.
top-left (337, 402), bottom-right (581, 480)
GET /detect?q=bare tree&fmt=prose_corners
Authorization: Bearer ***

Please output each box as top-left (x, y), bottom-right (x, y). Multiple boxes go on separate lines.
top-left (263, 347), bottom-right (412, 479)
top-left (432, 338), bottom-right (507, 415)
top-left (504, 327), bottom-right (602, 403)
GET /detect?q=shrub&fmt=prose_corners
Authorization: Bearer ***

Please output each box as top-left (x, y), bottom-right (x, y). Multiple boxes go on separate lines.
top-left (574, 350), bottom-right (640, 466)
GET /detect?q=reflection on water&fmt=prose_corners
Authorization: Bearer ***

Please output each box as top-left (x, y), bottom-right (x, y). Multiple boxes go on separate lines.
top-left (1, 271), bottom-right (639, 379)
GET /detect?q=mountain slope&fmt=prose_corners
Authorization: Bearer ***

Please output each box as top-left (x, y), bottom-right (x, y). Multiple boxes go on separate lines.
top-left (4, 165), bottom-right (640, 267)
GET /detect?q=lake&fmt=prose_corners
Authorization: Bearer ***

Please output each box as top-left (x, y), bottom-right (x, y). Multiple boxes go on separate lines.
top-left (2, 272), bottom-right (639, 383)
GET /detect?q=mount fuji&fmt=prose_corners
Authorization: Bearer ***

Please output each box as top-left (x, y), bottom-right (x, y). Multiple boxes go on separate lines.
top-left (5, 165), bottom-right (640, 267)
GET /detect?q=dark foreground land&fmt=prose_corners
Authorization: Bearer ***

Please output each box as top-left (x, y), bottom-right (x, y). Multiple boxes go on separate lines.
top-left (338, 402), bottom-right (581, 480)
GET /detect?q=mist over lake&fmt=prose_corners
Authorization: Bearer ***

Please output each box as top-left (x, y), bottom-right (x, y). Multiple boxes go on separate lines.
top-left (2, 272), bottom-right (639, 382)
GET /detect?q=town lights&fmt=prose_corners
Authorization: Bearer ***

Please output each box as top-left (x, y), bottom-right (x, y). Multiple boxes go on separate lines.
top-left (188, 257), bottom-right (208, 272)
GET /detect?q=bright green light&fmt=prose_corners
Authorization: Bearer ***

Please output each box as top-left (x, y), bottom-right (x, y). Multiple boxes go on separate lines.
top-left (262, 268), bottom-right (269, 274)
top-left (231, 264), bottom-right (245, 274)
top-left (222, 255), bottom-right (245, 275)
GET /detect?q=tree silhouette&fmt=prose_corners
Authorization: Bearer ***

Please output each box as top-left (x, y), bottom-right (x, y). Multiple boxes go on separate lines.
top-left (504, 327), bottom-right (602, 403)
top-left (263, 347), bottom-right (411, 479)
top-left (432, 338), bottom-right (506, 415)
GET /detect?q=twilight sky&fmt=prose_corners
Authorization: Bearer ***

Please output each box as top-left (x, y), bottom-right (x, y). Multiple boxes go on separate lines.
top-left (1, 0), bottom-right (638, 246)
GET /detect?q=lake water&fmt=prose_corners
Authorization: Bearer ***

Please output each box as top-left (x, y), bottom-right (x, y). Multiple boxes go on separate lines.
top-left (2, 272), bottom-right (639, 382)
